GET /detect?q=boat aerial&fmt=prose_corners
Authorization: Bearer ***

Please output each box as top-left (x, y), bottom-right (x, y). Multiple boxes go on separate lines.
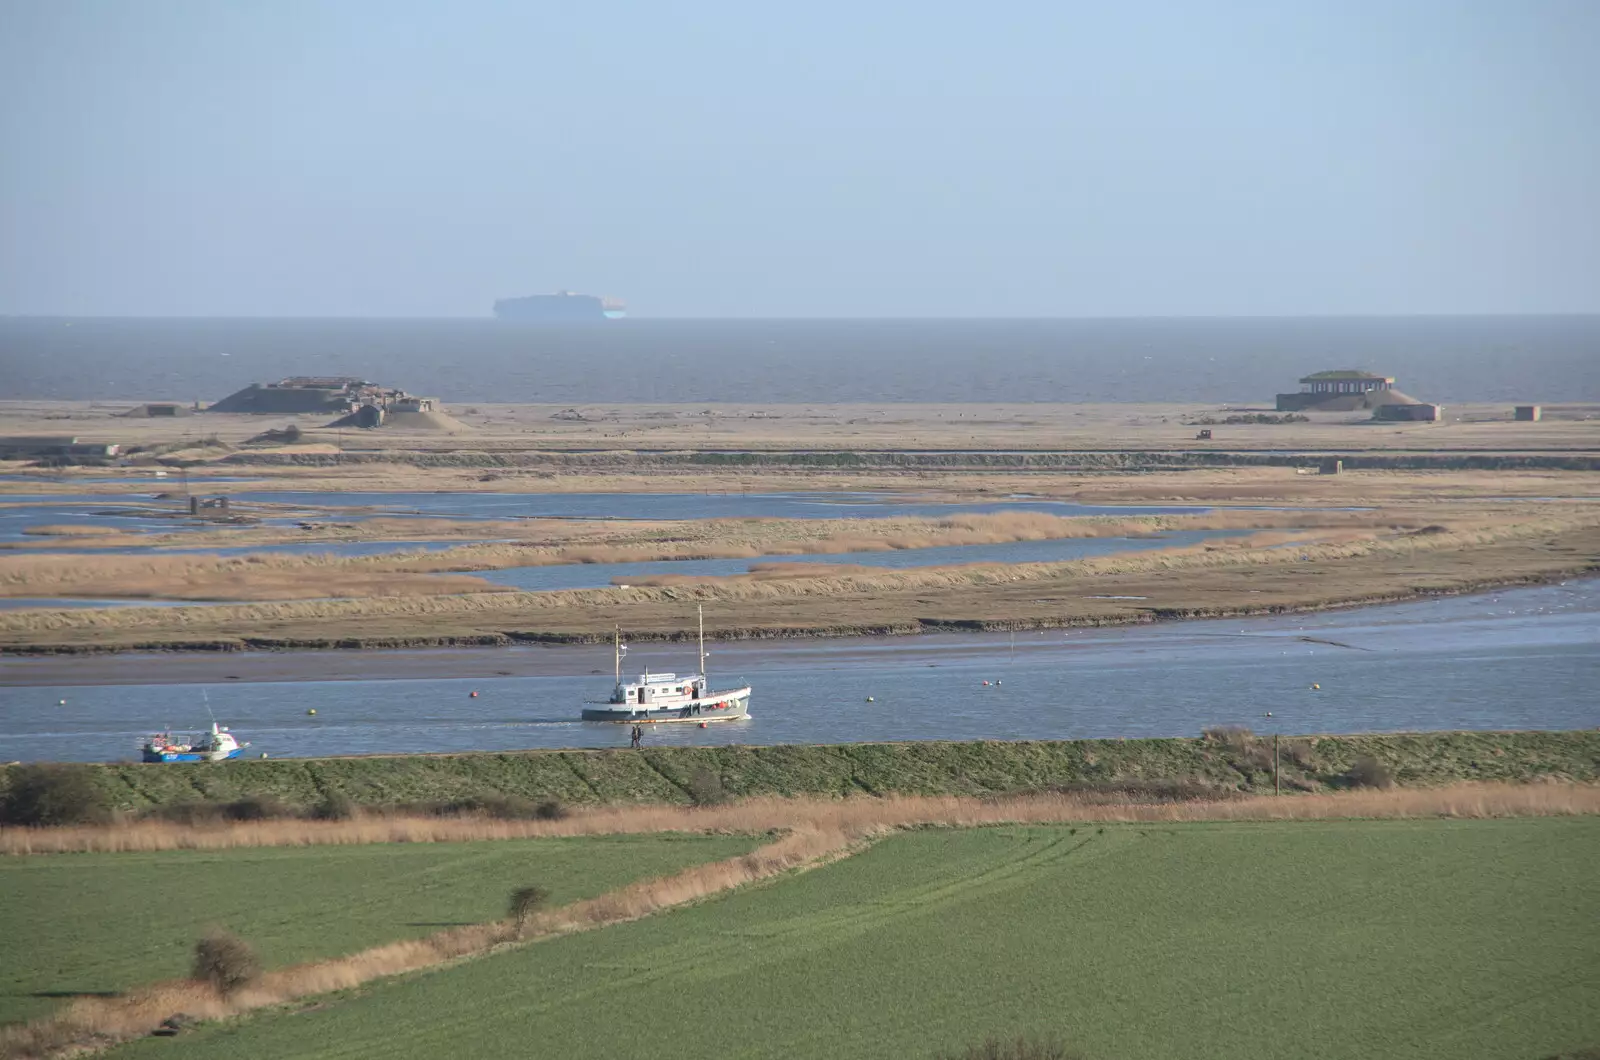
top-left (141, 722), bottom-right (249, 763)
top-left (582, 606), bottom-right (751, 723)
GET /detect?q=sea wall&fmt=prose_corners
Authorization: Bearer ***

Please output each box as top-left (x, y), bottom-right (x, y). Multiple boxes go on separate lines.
top-left (8, 731), bottom-right (1596, 813)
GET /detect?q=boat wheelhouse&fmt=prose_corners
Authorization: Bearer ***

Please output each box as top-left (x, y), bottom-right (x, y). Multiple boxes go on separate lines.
top-left (581, 607), bottom-right (751, 723)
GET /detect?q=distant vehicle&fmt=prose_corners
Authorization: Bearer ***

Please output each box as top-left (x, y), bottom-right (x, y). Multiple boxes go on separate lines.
top-left (141, 722), bottom-right (249, 763)
top-left (493, 291), bottom-right (626, 321)
top-left (582, 606), bottom-right (751, 723)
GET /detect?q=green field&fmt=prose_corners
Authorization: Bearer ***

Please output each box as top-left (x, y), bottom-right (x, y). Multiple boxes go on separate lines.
top-left (0, 833), bottom-right (758, 1027)
top-left (109, 817), bottom-right (1600, 1060)
top-left (9, 730), bottom-right (1596, 814)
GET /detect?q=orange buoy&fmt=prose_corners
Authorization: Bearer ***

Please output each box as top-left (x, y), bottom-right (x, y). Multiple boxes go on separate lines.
top-left (699, 722), bottom-right (708, 728)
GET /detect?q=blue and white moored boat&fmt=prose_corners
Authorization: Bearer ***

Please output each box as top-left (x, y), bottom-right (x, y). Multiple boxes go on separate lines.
top-left (141, 722), bottom-right (249, 763)
top-left (582, 606), bottom-right (751, 723)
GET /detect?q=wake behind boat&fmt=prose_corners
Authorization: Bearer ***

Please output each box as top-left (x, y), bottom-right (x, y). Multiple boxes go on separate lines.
top-left (582, 607), bottom-right (751, 723)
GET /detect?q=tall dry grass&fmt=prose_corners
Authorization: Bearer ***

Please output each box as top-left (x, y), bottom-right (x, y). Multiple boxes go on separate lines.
top-left (4, 783), bottom-right (1595, 856)
top-left (0, 508), bottom-right (1428, 597)
top-left (0, 511), bottom-right (1590, 633)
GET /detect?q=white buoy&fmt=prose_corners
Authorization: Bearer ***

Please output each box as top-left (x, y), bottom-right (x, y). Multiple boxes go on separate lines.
top-left (58, 699), bottom-right (67, 705)
top-left (865, 696), bottom-right (874, 703)
top-left (1311, 683), bottom-right (1321, 690)
top-left (307, 708), bottom-right (317, 715)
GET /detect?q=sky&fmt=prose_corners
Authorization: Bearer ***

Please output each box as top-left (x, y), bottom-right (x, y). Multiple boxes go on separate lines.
top-left (1, 0), bottom-right (1596, 318)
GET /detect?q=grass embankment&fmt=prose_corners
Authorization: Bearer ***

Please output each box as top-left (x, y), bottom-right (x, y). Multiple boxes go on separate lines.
top-left (0, 832), bottom-right (757, 1027)
top-left (7, 731), bottom-right (1594, 823)
top-left (2, 515), bottom-right (1596, 651)
top-left (105, 817), bottom-right (1600, 1060)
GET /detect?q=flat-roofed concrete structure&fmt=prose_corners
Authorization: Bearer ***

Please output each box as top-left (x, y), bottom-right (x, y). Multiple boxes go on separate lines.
top-left (209, 377), bottom-right (393, 415)
top-left (1373, 402), bottom-right (1442, 422)
top-left (0, 436), bottom-right (122, 458)
top-left (1277, 370), bottom-right (1399, 411)
top-left (1515, 405), bottom-right (1542, 422)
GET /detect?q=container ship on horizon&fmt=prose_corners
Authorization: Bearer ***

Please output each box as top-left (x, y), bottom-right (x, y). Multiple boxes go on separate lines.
top-left (492, 291), bottom-right (626, 321)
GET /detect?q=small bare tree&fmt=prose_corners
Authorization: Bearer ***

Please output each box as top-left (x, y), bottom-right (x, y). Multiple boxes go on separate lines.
top-left (508, 886), bottom-right (551, 937)
top-left (192, 930), bottom-right (260, 996)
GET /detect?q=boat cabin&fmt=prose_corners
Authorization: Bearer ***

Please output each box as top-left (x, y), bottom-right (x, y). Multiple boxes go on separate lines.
top-left (611, 672), bottom-right (707, 706)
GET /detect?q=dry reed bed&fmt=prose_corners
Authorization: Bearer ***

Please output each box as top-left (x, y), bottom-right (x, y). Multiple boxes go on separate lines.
top-left (0, 509), bottom-right (1419, 595)
top-left (5, 782), bottom-right (1595, 857)
top-left (3, 783), bottom-right (1595, 1058)
top-left (1, 512), bottom-right (1589, 633)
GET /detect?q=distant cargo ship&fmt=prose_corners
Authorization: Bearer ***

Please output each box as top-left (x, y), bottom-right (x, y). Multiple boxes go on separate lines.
top-left (492, 291), bottom-right (626, 321)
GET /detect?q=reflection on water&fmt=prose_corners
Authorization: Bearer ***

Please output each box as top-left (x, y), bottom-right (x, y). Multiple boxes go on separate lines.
top-left (4, 581), bottom-right (1595, 762)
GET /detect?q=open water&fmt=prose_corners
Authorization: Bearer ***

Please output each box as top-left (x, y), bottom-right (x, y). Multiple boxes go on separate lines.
top-left (3, 316), bottom-right (1596, 404)
top-left (3, 581), bottom-right (1594, 762)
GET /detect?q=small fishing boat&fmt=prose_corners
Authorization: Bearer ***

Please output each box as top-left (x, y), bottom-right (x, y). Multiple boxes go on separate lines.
top-left (141, 722), bottom-right (249, 763)
top-left (582, 606), bottom-right (751, 723)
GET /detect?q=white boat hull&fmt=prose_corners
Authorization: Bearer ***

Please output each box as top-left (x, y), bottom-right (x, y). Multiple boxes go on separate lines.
top-left (582, 687), bottom-right (750, 723)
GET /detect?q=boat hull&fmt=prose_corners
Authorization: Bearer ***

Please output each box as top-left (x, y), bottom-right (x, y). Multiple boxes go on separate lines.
top-left (582, 688), bottom-right (750, 723)
top-left (141, 747), bottom-right (246, 764)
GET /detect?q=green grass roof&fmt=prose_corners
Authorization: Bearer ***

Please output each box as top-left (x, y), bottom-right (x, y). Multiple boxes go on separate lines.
top-left (1301, 369), bottom-right (1394, 381)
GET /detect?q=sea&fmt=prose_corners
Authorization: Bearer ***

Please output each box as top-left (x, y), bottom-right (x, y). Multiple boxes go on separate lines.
top-left (2, 315), bottom-right (1596, 405)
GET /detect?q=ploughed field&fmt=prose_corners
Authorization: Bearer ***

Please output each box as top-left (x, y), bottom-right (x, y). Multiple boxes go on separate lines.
top-left (0, 833), bottom-right (759, 1027)
top-left (100, 817), bottom-right (1600, 1060)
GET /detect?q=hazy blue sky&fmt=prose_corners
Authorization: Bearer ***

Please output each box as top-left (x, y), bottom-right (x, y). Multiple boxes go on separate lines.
top-left (2, 0), bottom-right (1596, 317)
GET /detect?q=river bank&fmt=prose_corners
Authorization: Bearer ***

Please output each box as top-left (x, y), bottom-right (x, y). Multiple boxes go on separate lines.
top-left (4, 731), bottom-right (1595, 814)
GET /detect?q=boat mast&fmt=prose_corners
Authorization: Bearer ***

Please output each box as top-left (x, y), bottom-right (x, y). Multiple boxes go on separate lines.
top-left (698, 604), bottom-right (707, 679)
top-left (614, 625), bottom-right (623, 684)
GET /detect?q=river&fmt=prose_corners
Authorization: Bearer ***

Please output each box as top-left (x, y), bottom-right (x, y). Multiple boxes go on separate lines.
top-left (1, 581), bottom-right (1594, 763)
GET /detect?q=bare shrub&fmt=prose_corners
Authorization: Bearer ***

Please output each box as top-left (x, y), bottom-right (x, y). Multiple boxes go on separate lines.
top-left (223, 795), bottom-right (291, 821)
top-left (1344, 756), bottom-right (1395, 789)
top-left (473, 794), bottom-right (541, 819)
top-left (309, 793), bottom-right (355, 821)
top-left (1281, 738), bottom-right (1319, 770)
top-left (687, 767), bottom-right (728, 807)
top-left (143, 801), bottom-right (228, 825)
top-left (192, 931), bottom-right (260, 996)
top-left (935, 1035), bottom-right (1083, 1059)
top-left (534, 799), bottom-right (569, 821)
top-left (508, 886), bottom-right (551, 937)
top-left (0, 764), bottom-right (111, 826)
top-left (1202, 725), bottom-right (1253, 751)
